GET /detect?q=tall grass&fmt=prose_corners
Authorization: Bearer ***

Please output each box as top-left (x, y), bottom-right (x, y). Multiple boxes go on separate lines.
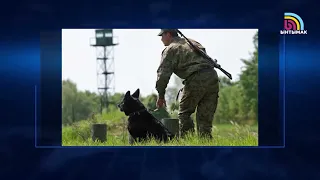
top-left (62, 112), bottom-right (258, 146)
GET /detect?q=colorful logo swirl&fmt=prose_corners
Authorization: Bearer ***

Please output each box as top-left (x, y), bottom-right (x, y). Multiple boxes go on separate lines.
top-left (284, 12), bottom-right (304, 31)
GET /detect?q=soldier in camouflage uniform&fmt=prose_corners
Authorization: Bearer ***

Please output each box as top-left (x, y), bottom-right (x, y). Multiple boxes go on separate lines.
top-left (155, 29), bottom-right (219, 138)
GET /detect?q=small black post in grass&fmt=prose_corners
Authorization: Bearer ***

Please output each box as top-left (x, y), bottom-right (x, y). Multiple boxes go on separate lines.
top-left (161, 118), bottom-right (180, 138)
top-left (91, 123), bottom-right (107, 142)
top-left (128, 135), bottom-right (135, 145)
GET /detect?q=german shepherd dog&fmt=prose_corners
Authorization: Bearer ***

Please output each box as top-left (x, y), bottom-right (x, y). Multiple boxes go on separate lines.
top-left (117, 89), bottom-right (174, 143)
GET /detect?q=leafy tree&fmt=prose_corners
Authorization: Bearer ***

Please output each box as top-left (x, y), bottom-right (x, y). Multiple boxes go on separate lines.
top-left (62, 79), bottom-right (100, 124)
top-left (213, 31), bottom-right (258, 124)
top-left (239, 32), bottom-right (258, 121)
top-left (62, 79), bottom-right (78, 124)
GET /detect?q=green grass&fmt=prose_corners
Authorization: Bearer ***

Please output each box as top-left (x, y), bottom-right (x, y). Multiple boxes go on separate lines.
top-left (62, 117), bottom-right (258, 146)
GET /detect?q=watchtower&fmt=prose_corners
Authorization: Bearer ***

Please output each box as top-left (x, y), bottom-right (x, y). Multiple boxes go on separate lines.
top-left (90, 29), bottom-right (118, 113)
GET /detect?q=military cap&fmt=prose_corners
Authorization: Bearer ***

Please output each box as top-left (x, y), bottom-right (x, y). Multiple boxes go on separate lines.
top-left (157, 29), bottom-right (178, 36)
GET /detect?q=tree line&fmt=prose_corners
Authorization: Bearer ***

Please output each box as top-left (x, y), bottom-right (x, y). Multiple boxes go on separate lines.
top-left (62, 32), bottom-right (258, 125)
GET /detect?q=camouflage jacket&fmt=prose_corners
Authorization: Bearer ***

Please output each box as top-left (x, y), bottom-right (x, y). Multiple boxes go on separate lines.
top-left (155, 37), bottom-right (212, 98)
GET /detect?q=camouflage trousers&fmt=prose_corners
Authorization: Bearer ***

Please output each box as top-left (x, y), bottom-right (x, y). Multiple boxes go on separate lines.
top-left (178, 69), bottom-right (219, 139)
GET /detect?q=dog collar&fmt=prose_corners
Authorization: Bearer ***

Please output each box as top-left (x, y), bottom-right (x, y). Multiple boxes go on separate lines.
top-left (129, 108), bottom-right (147, 117)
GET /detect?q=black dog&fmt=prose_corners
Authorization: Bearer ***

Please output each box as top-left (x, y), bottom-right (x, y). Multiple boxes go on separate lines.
top-left (117, 89), bottom-right (174, 143)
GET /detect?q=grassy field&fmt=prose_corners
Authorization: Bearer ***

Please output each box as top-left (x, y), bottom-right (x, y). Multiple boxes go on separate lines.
top-left (62, 111), bottom-right (258, 146)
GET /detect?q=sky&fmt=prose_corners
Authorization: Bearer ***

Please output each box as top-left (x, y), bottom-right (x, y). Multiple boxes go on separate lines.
top-left (62, 29), bottom-right (258, 97)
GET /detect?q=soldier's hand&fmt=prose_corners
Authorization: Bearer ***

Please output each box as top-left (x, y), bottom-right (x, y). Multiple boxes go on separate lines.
top-left (156, 98), bottom-right (166, 108)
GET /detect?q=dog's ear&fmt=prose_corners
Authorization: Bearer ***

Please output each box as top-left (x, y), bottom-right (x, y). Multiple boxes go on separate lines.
top-left (131, 88), bottom-right (140, 98)
top-left (124, 91), bottom-right (131, 99)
